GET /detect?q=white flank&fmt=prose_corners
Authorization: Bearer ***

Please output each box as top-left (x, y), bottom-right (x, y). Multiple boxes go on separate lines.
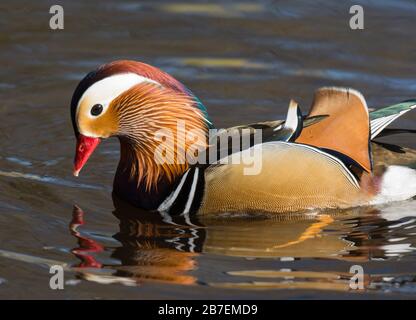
top-left (371, 165), bottom-right (416, 205)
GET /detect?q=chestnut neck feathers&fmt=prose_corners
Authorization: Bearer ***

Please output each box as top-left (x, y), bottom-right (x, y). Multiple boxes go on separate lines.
top-left (113, 82), bottom-right (209, 192)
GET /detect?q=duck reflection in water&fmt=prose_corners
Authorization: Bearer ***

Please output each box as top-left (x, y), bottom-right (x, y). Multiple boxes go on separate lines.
top-left (69, 194), bottom-right (416, 290)
top-left (70, 196), bottom-right (204, 285)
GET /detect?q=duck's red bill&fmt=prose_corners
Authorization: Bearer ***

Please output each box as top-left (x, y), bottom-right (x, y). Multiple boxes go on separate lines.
top-left (73, 134), bottom-right (100, 177)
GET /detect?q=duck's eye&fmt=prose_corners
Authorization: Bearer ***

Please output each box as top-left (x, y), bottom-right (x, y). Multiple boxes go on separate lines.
top-left (90, 104), bottom-right (103, 116)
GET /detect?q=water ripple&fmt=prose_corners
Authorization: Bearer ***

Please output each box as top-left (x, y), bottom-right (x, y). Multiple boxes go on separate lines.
top-left (0, 170), bottom-right (103, 190)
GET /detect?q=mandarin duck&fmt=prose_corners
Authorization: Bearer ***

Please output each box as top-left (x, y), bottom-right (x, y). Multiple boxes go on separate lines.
top-left (71, 60), bottom-right (416, 215)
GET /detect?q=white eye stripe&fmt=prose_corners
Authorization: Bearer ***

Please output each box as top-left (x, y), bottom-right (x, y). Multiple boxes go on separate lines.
top-left (76, 73), bottom-right (160, 119)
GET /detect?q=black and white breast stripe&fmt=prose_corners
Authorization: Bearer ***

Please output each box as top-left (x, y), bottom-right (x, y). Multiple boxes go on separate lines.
top-left (158, 166), bottom-right (205, 215)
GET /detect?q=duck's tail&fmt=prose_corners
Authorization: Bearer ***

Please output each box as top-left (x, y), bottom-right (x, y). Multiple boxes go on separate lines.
top-left (370, 100), bottom-right (416, 139)
top-left (370, 165), bottom-right (416, 205)
top-left (369, 100), bottom-right (416, 204)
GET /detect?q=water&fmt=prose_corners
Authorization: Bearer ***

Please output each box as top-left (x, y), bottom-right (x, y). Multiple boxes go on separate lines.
top-left (1, 0), bottom-right (416, 299)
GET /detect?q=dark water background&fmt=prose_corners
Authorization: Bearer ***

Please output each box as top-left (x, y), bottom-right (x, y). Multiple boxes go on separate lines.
top-left (1, 0), bottom-right (416, 299)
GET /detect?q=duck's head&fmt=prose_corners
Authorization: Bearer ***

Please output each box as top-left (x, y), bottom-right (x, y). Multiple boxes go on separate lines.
top-left (71, 60), bottom-right (210, 191)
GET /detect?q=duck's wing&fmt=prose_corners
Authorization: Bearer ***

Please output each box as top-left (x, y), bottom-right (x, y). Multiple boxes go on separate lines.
top-left (296, 87), bottom-right (372, 173)
top-left (370, 100), bottom-right (416, 139)
top-left (215, 101), bottom-right (326, 144)
top-left (204, 100), bottom-right (327, 164)
top-left (210, 100), bottom-right (302, 146)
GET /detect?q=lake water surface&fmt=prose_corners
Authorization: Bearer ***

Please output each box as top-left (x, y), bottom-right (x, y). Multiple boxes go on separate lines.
top-left (1, 0), bottom-right (416, 299)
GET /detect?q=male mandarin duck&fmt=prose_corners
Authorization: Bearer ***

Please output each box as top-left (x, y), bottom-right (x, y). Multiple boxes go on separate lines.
top-left (70, 60), bottom-right (416, 215)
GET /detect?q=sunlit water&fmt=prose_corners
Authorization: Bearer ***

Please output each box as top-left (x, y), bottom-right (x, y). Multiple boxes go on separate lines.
top-left (1, 0), bottom-right (416, 299)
